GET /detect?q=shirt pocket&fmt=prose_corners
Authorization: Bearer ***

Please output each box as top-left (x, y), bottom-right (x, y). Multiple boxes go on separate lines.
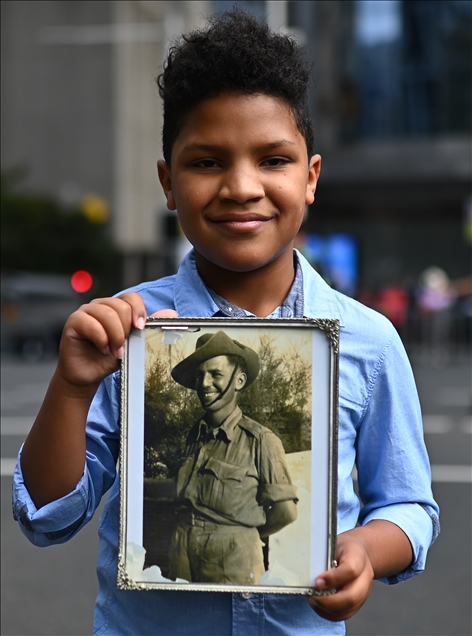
top-left (176, 456), bottom-right (195, 497)
top-left (198, 457), bottom-right (248, 517)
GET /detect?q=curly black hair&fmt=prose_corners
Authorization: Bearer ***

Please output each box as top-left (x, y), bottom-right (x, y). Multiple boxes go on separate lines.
top-left (157, 7), bottom-right (314, 164)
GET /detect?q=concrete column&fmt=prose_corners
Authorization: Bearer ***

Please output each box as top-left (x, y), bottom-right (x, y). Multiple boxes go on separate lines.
top-left (266, 0), bottom-right (287, 29)
top-left (112, 0), bottom-right (164, 259)
top-left (312, 1), bottom-right (343, 152)
top-left (111, 1), bottom-right (211, 287)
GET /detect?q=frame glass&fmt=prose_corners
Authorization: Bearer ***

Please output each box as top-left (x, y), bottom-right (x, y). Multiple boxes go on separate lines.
top-left (118, 318), bottom-right (339, 595)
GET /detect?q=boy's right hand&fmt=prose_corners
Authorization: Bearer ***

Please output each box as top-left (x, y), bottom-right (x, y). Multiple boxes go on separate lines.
top-left (56, 292), bottom-right (177, 390)
top-left (56, 292), bottom-right (146, 389)
top-left (21, 294), bottom-right (177, 508)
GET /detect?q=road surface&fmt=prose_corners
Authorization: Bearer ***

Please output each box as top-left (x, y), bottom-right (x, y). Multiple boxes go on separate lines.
top-left (1, 354), bottom-right (471, 635)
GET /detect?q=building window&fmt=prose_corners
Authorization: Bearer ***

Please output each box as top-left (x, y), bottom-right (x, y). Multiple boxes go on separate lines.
top-left (341, 0), bottom-right (472, 141)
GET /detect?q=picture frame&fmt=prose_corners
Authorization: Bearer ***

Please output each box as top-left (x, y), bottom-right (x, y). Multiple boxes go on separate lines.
top-left (118, 318), bottom-right (339, 595)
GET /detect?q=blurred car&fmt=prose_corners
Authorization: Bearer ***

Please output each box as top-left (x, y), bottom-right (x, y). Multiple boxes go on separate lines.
top-left (1, 272), bottom-right (86, 360)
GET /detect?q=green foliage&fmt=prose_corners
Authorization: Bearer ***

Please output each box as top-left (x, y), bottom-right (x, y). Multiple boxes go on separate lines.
top-left (238, 333), bottom-right (311, 453)
top-left (144, 354), bottom-right (203, 479)
top-left (1, 170), bottom-right (119, 294)
top-left (144, 334), bottom-right (311, 478)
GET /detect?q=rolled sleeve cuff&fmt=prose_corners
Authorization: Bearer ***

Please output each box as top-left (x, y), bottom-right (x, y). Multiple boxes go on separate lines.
top-left (259, 483), bottom-right (298, 507)
top-left (12, 449), bottom-right (90, 546)
top-left (361, 502), bottom-right (440, 584)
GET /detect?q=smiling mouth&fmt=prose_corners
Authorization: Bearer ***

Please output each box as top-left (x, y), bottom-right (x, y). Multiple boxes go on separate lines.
top-left (199, 390), bottom-right (220, 400)
top-left (210, 214), bottom-right (273, 232)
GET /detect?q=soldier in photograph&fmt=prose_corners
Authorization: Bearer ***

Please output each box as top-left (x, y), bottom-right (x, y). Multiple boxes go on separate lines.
top-left (169, 330), bottom-right (298, 585)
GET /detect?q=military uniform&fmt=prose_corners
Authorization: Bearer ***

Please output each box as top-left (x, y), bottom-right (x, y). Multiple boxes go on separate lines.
top-left (169, 405), bottom-right (298, 585)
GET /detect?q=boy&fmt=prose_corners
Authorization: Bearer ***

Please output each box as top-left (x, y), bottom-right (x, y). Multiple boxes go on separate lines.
top-left (14, 9), bottom-right (439, 635)
top-left (169, 331), bottom-right (297, 585)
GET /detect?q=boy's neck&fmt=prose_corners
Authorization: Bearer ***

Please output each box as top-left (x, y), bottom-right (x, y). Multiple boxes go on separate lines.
top-left (195, 249), bottom-right (297, 318)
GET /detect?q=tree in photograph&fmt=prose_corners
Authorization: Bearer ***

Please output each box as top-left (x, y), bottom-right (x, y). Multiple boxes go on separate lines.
top-left (238, 333), bottom-right (311, 453)
top-left (144, 349), bottom-right (200, 480)
top-left (144, 332), bottom-right (312, 479)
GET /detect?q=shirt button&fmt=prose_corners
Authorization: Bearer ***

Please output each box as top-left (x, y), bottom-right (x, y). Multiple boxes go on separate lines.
top-left (241, 592), bottom-right (252, 600)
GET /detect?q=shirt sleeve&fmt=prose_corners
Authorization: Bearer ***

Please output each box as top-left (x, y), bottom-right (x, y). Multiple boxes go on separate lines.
top-left (355, 325), bottom-right (440, 583)
top-left (257, 430), bottom-right (298, 506)
top-left (12, 372), bottom-right (121, 546)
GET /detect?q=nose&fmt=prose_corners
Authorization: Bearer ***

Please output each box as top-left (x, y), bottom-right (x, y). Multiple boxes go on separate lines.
top-left (199, 371), bottom-right (213, 389)
top-left (219, 162), bottom-right (265, 204)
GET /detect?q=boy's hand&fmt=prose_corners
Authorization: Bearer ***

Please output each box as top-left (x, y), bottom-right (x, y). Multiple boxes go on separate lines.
top-left (307, 520), bottom-right (413, 622)
top-left (21, 298), bottom-right (178, 508)
top-left (57, 293), bottom-right (178, 389)
top-left (307, 534), bottom-right (374, 621)
top-left (56, 292), bottom-right (146, 389)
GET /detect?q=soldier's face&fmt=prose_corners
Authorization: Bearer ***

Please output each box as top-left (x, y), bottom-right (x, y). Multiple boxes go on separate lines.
top-left (195, 355), bottom-right (246, 412)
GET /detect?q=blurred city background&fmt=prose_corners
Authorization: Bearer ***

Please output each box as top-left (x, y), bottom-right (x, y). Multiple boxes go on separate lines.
top-left (1, 1), bottom-right (471, 635)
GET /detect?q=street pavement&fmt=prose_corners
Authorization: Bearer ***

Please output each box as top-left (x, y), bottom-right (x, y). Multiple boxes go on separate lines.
top-left (348, 355), bottom-right (472, 636)
top-left (1, 353), bottom-right (471, 636)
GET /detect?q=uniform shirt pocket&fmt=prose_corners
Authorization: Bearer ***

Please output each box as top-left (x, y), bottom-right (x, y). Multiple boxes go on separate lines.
top-left (198, 458), bottom-right (249, 517)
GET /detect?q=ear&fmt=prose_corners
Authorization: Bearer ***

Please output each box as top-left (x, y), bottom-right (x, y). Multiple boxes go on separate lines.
top-left (157, 159), bottom-right (177, 210)
top-left (235, 372), bottom-right (247, 392)
top-left (305, 154), bottom-right (322, 206)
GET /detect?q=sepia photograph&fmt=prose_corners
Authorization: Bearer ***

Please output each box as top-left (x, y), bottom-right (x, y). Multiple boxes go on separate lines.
top-left (119, 318), bottom-right (339, 594)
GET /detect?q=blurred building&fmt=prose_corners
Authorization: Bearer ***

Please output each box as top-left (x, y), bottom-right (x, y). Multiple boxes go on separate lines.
top-left (2, 0), bottom-right (471, 291)
top-left (1, 0), bottom-right (211, 288)
top-left (290, 0), bottom-right (471, 292)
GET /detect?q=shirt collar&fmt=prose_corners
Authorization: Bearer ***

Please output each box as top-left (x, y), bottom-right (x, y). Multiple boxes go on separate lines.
top-left (173, 248), bottom-right (343, 325)
top-left (296, 249), bottom-right (343, 325)
top-left (174, 251), bottom-right (219, 317)
top-left (197, 405), bottom-right (242, 443)
top-left (207, 253), bottom-right (304, 318)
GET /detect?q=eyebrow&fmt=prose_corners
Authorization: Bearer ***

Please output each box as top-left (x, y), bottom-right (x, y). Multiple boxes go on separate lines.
top-left (182, 140), bottom-right (297, 153)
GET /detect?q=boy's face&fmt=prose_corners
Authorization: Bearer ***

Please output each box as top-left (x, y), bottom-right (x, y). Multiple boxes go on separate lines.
top-left (158, 93), bottom-right (321, 276)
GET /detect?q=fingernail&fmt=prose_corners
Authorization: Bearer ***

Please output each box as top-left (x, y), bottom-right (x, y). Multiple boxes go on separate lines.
top-left (137, 316), bottom-right (145, 330)
top-left (315, 577), bottom-right (327, 588)
top-left (104, 346), bottom-right (111, 355)
top-left (116, 346), bottom-right (124, 359)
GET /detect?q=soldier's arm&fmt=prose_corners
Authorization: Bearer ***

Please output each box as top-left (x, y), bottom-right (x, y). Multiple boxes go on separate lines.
top-left (258, 500), bottom-right (297, 537)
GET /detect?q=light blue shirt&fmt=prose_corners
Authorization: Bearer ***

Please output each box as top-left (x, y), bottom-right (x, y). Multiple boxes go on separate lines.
top-left (13, 250), bottom-right (439, 636)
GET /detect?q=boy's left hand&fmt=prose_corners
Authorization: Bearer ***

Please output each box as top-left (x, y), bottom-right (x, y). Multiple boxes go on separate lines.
top-left (307, 520), bottom-right (413, 622)
top-left (306, 533), bottom-right (374, 621)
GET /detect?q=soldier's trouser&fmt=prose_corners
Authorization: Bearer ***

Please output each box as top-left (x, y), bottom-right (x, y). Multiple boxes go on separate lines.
top-left (169, 521), bottom-right (265, 585)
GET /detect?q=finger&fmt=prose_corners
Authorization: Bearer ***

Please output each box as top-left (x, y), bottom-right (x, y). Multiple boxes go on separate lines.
top-left (150, 309), bottom-right (179, 318)
top-left (308, 547), bottom-right (373, 622)
top-left (115, 292), bottom-right (147, 330)
top-left (71, 302), bottom-right (130, 357)
top-left (307, 576), bottom-right (372, 622)
top-left (315, 560), bottom-right (362, 591)
top-left (307, 596), bottom-right (356, 622)
top-left (63, 311), bottom-right (116, 359)
top-left (90, 296), bottom-right (139, 335)
top-left (315, 540), bottom-right (370, 592)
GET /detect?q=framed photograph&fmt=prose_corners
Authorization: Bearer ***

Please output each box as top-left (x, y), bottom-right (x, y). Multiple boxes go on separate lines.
top-left (118, 318), bottom-right (339, 595)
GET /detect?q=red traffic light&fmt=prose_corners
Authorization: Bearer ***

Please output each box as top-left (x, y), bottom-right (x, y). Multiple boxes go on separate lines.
top-left (71, 270), bottom-right (93, 293)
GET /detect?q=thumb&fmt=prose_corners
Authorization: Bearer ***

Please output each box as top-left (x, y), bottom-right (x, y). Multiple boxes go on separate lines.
top-left (150, 309), bottom-right (179, 318)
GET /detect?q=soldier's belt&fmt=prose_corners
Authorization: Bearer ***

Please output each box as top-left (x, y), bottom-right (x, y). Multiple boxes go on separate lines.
top-left (176, 508), bottom-right (221, 529)
top-left (176, 508), bottom-right (248, 531)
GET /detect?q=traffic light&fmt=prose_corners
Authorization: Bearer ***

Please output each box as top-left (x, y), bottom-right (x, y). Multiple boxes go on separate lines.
top-left (71, 270), bottom-right (93, 293)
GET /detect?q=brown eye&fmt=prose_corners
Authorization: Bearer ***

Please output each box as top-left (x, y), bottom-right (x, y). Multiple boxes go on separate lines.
top-left (262, 157), bottom-right (290, 167)
top-left (193, 159), bottom-right (220, 168)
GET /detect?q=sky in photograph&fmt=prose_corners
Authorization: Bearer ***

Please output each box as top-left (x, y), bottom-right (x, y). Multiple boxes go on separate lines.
top-left (144, 325), bottom-right (313, 381)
